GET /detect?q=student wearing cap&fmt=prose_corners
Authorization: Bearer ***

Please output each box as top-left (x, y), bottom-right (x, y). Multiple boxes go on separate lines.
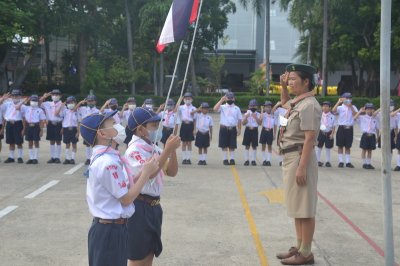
top-left (100, 98), bottom-right (121, 124)
top-left (177, 92), bottom-right (197, 164)
top-left (332, 92), bottom-right (358, 168)
top-left (143, 98), bottom-right (154, 111)
top-left (76, 95), bottom-right (100, 165)
top-left (40, 89), bottom-right (63, 164)
top-left (80, 111), bottom-right (159, 266)
top-left (272, 101), bottom-right (287, 166)
top-left (390, 101), bottom-right (400, 171)
top-left (260, 101), bottom-right (276, 166)
top-left (194, 102), bottom-right (213, 165)
top-left (316, 101), bottom-right (336, 167)
top-left (0, 89), bottom-right (25, 163)
top-left (242, 99), bottom-right (262, 166)
top-left (157, 99), bottom-right (180, 147)
top-left (354, 103), bottom-right (379, 170)
top-left (20, 95), bottom-right (46, 164)
top-left (276, 64), bottom-right (321, 265)
top-left (213, 92), bottom-right (242, 165)
top-left (56, 96), bottom-right (79, 164)
top-left (120, 97), bottom-right (137, 146)
top-left (124, 107), bottom-right (180, 265)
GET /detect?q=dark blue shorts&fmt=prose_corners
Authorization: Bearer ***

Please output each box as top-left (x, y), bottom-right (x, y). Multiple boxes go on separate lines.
top-left (179, 123), bottom-right (194, 142)
top-left (6, 121), bottom-right (23, 145)
top-left (195, 131), bottom-right (210, 148)
top-left (336, 126), bottom-right (353, 148)
top-left (161, 127), bottom-right (174, 144)
top-left (360, 133), bottom-right (376, 150)
top-left (218, 126), bottom-right (237, 149)
top-left (88, 219), bottom-right (128, 266)
top-left (127, 197), bottom-right (163, 260)
top-left (259, 128), bottom-right (273, 145)
top-left (46, 122), bottom-right (62, 141)
top-left (25, 124), bottom-right (41, 141)
top-left (317, 131), bottom-right (334, 149)
top-left (63, 127), bottom-right (78, 144)
top-left (242, 127), bottom-right (258, 148)
top-left (0, 124), bottom-right (4, 139)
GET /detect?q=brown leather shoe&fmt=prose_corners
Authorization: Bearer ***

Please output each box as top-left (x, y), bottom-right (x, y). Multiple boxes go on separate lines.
top-left (281, 252), bottom-right (314, 265)
top-left (276, 247), bottom-right (298, 260)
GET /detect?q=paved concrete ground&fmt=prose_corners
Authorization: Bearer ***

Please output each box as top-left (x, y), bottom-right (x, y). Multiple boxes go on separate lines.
top-left (0, 113), bottom-right (399, 266)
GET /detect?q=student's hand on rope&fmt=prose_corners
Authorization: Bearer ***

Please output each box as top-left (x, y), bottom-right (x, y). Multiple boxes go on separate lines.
top-left (165, 135), bottom-right (181, 152)
top-left (142, 157), bottom-right (159, 178)
top-left (295, 166), bottom-right (307, 186)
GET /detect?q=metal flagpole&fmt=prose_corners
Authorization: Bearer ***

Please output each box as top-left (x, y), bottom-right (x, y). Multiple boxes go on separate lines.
top-left (380, 0), bottom-right (394, 265)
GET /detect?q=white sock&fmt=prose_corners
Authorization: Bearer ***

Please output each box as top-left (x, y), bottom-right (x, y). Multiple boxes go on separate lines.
top-left (363, 158), bottom-right (367, 164)
top-left (29, 149), bottom-right (34, 160)
top-left (266, 152), bottom-right (272, 161)
top-left (345, 154), bottom-right (351, 163)
top-left (187, 150), bottom-right (192, 160)
top-left (338, 154), bottom-right (343, 163)
top-left (34, 148), bottom-right (39, 160)
top-left (18, 148), bottom-right (23, 158)
top-left (326, 149), bottom-right (331, 162)
top-left (56, 145), bottom-right (61, 159)
top-left (316, 148), bottom-right (322, 162)
top-left (262, 151), bottom-right (266, 161)
top-left (9, 150), bottom-right (15, 159)
top-left (65, 149), bottom-right (71, 160)
top-left (252, 150), bottom-right (257, 161)
top-left (222, 151), bottom-right (227, 160)
top-left (71, 151), bottom-right (76, 160)
top-left (367, 158), bottom-right (371, 164)
top-left (50, 144), bottom-right (55, 158)
top-left (182, 150), bottom-right (186, 160)
top-left (244, 150), bottom-right (249, 161)
top-left (85, 147), bottom-right (92, 159)
top-left (203, 153), bottom-right (207, 161)
top-left (230, 150), bottom-right (235, 160)
top-left (397, 154), bottom-right (400, 166)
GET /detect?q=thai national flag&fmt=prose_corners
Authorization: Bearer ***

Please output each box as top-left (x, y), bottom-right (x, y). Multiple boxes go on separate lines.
top-left (156, 0), bottom-right (198, 53)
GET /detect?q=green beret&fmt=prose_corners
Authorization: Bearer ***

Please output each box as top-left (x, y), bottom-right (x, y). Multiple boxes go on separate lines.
top-left (286, 64), bottom-right (317, 75)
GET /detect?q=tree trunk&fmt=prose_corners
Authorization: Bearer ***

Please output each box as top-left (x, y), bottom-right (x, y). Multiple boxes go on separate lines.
top-left (159, 53), bottom-right (164, 96)
top-left (0, 47), bottom-right (12, 92)
top-left (44, 36), bottom-right (52, 85)
top-left (125, 0), bottom-right (135, 95)
top-left (350, 58), bottom-right (357, 91)
top-left (321, 0), bottom-right (328, 96)
top-left (78, 33), bottom-right (89, 93)
top-left (190, 55), bottom-right (198, 96)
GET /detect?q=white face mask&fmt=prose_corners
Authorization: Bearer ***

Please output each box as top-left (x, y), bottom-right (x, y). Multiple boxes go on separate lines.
top-left (167, 105), bottom-right (174, 111)
top-left (145, 104), bottom-right (153, 109)
top-left (343, 99), bottom-right (352, 105)
top-left (52, 95), bottom-right (60, 102)
top-left (13, 98), bottom-right (20, 104)
top-left (67, 103), bottom-right (75, 110)
top-left (147, 128), bottom-right (162, 143)
top-left (128, 104), bottom-right (136, 110)
top-left (184, 99), bottom-right (192, 105)
top-left (102, 124), bottom-right (126, 145)
top-left (30, 101), bottom-right (38, 107)
top-left (390, 106), bottom-right (394, 112)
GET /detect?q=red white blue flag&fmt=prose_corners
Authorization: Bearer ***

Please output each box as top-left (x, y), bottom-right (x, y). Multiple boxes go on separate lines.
top-left (156, 0), bottom-right (198, 53)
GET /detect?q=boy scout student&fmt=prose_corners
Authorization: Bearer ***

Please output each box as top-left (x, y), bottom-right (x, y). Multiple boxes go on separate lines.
top-left (80, 111), bottom-right (159, 266)
top-left (277, 64), bottom-right (321, 265)
top-left (213, 92), bottom-right (242, 166)
top-left (56, 96), bottom-right (79, 165)
top-left (76, 94), bottom-right (100, 165)
top-left (390, 101), bottom-right (400, 171)
top-left (0, 89), bottom-right (25, 163)
top-left (40, 89), bottom-right (63, 164)
top-left (272, 101), bottom-right (287, 166)
top-left (354, 103), bottom-right (379, 170)
top-left (100, 98), bottom-right (121, 124)
top-left (242, 99), bottom-right (262, 166)
top-left (143, 98), bottom-right (154, 111)
top-left (194, 102), bottom-right (213, 165)
top-left (120, 97), bottom-right (136, 145)
top-left (260, 101), bottom-right (275, 166)
top-left (157, 98), bottom-right (180, 147)
top-left (124, 107), bottom-right (180, 266)
top-left (316, 101), bottom-right (336, 167)
top-left (332, 92), bottom-right (358, 168)
top-left (177, 92), bottom-right (196, 164)
top-left (21, 95), bottom-right (46, 164)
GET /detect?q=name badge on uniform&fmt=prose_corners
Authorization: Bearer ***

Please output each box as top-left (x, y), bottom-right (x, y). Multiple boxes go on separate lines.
top-left (279, 116), bottom-right (288, 127)
top-left (320, 124), bottom-right (327, 131)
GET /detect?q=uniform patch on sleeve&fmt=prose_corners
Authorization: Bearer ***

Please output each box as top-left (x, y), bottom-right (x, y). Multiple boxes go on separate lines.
top-left (129, 151), bottom-right (146, 164)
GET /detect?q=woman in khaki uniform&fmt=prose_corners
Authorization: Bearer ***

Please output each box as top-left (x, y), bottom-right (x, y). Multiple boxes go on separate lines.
top-left (276, 64), bottom-right (322, 265)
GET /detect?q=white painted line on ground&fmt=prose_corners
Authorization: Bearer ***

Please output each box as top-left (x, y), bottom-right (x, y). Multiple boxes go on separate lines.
top-left (64, 163), bottom-right (84, 175)
top-left (0, 206), bottom-right (18, 219)
top-left (24, 180), bottom-right (60, 199)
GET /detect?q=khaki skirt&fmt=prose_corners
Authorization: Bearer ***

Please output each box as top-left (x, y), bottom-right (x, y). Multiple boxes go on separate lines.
top-left (282, 151), bottom-right (318, 218)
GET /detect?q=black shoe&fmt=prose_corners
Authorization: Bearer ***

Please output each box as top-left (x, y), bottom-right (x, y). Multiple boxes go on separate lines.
top-left (198, 160), bottom-right (203, 165)
top-left (394, 166), bottom-right (400, 171)
top-left (26, 159), bottom-right (33, 164)
top-left (262, 160), bottom-right (268, 166)
top-left (325, 162), bottom-right (332, 167)
top-left (279, 161), bottom-right (282, 166)
top-left (338, 162), bottom-right (344, 168)
top-left (17, 158), bottom-right (23, 164)
top-left (54, 158), bottom-right (61, 164)
top-left (47, 158), bottom-right (55, 164)
top-left (251, 161), bottom-right (257, 166)
top-left (187, 159), bottom-right (192, 165)
top-left (368, 164), bottom-right (375, 170)
top-left (362, 164), bottom-right (367, 169)
top-left (63, 159), bottom-right (71, 165)
top-left (266, 161), bottom-right (271, 166)
top-left (318, 162), bottom-right (323, 167)
top-left (203, 161), bottom-right (207, 165)
top-left (230, 159), bottom-right (235, 165)
top-left (70, 159), bottom-right (75, 165)
top-left (346, 163), bottom-right (355, 168)
top-left (85, 159), bottom-right (90, 165)
top-left (223, 159), bottom-right (229, 165)
top-left (244, 160), bottom-right (250, 166)
top-left (4, 158), bottom-right (15, 163)
top-left (182, 159), bottom-right (187, 165)
top-left (33, 159), bottom-right (38, 164)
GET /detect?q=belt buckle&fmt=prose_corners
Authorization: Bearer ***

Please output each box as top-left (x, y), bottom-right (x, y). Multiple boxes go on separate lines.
top-left (68, 127), bottom-right (73, 131)
top-left (51, 121), bottom-right (58, 126)
top-left (151, 199), bottom-right (159, 206)
top-left (29, 123), bottom-right (35, 127)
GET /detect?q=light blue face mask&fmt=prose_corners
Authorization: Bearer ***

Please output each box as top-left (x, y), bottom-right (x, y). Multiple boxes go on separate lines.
top-left (344, 99), bottom-right (352, 105)
top-left (147, 128), bottom-right (162, 143)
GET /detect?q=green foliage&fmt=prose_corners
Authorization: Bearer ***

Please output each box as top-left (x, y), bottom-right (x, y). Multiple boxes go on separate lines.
top-left (82, 58), bottom-right (108, 94)
top-left (208, 55), bottom-right (226, 92)
top-left (107, 57), bottom-right (135, 90)
top-left (244, 68), bottom-right (266, 95)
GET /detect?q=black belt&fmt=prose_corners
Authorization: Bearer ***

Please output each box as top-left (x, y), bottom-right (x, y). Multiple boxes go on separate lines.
top-left (320, 131), bottom-right (332, 135)
top-left (197, 131), bottom-right (209, 135)
top-left (7, 120), bottom-right (22, 124)
top-left (28, 123), bottom-right (40, 127)
top-left (50, 121), bottom-right (62, 125)
top-left (136, 194), bottom-right (160, 206)
top-left (280, 145), bottom-right (303, 155)
top-left (339, 125), bottom-right (353, 129)
top-left (163, 126), bottom-right (174, 131)
top-left (246, 127), bottom-right (258, 130)
top-left (221, 125), bottom-right (236, 130)
top-left (93, 217), bottom-right (127, 225)
top-left (64, 127), bottom-right (77, 131)
top-left (263, 127), bottom-right (273, 131)
top-left (182, 121), bottom-right (193, 125)
top-left (363, 133), bottom-right (374, 137)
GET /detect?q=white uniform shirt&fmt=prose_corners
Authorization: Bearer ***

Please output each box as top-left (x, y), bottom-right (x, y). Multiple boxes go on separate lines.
top-left (62, 109), bottom-right (78, 128)
top-left (243, 110), bottom-right (261, 127)
top-left (358, 115), bottom-right (378, 134)
top-left (375, 112), bottom-right (396, 130)
top-left (21, 105), bottom-right (46, 123)
top-left (395, 113), bottom-right (400, 130)
top-left (78, 106), bottom-right (99, 122)
top-left (124, 135), bottom-right (164, 197)
top-left (87, 145), bottom-right (134, 219)
top-left (160, 110), bottom-right (180, 129)
top-left (178, 104), bottom-right (196, 122)
top-left (336, 105), bottom-right (358, 126)
top-left (2, 101), bottom-right (23, 121)
top-left (103, 108), bottom-right (121, 124)
top-left (261, 112), bottom-right (275, 129)
top-left (320, 112), bottom-right (336, 132)
top-left (195, 113), bottom-right (213, 133)
top-left (274, 107), bottom-right (287, 127)
top-left (217, 104), bottom-right (242, 127)
top-left (0, 103), bottom-right (3, 124)
top-left (41, 101), bottom-right (63, 122)
top-left (122, 110), bottom-right (133, 125)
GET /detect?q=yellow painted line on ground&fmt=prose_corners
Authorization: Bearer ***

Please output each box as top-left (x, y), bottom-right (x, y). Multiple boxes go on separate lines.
top-left (230, 166), bottom-right (269, 266)
top-left (260, 188), bottom-right (285, 204)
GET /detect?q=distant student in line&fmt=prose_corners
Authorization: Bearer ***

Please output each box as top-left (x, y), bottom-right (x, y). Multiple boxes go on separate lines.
top-left (260, 101), bottom-right (275, 166)
top-left (242, 99), bottom-right (261, 166)
top-left (194, 102), bottom-right (213, 165)
top-left (316, 101), bottom-right (336, 167)
top-left (177, 92), bottom-right (196, 164)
